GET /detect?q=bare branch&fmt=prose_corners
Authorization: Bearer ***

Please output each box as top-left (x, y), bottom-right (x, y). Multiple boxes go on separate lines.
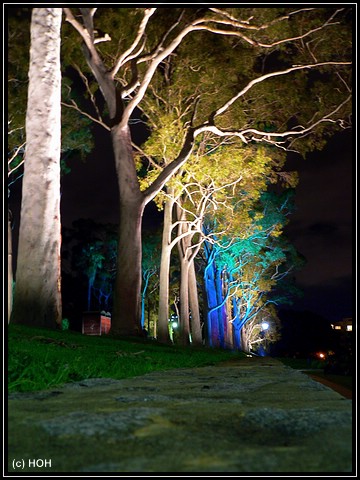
top-left (110, 8), bottom-right (156, 78)
top-left (72, 63), bottom-right (104, 122)
top-left (121, 22), bottom-right (197, 124)
top-left (61, 100), bottom-right (111, 131)
top-left (240, 94), bottom-right (351, 142)
top-left (94, 33), bottom-right (111, 44)
top-left (64, 8), bottom-right (116, 114)
top-left (7, 124), bottom-right (24, 136)
top-left (195, 8), bottom-right (343, 49)
top-left (208, 7), bottom-right (317, 30)
top-left (131, 142), bottom-right (162, 170)
top-left (211, 61), bottom-right (351, 120)
top-left (8, 142), bottom-right (26, 177)
top-left (143, 128), bottom-right (196, 205)
top-left (64, 8), bottom-right (95, 50)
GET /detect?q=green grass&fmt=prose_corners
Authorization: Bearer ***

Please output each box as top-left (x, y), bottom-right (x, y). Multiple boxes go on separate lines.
top-left (7, 324), bottom-right (246, 393)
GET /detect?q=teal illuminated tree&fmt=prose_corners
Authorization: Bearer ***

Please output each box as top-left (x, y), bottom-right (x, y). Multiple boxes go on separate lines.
top-left (202, 190), bottom-right (304, 350)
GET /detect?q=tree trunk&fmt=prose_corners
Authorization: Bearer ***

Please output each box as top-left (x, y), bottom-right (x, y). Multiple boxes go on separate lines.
top-left (179, 257), bottom-right (191, 345)
top-left (11, 8), bottom-right (62, 328)
top-left (110, 124), bottom-right (145, 336)
top-left (203, 248), bottom-right (219, 347)
top-left (225, 296), bottom-right (233, 349)
top-left (176, 204), bottom-right (192, 345)
top-left (231, 292), bottom-right (242, 350)
top-left (157, 191), bottom-right (174, 343)
top-left (188, 259), bottom-right (202, 345)
top-left (241, 323), bottom-right (250, 352)
top-left (215, 268), bottom-right (225, 348)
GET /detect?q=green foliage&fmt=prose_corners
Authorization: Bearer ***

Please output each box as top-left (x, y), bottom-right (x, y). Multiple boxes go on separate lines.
top-left (8, 324), bottom-right (246, 392)
top-left (61, 318), bottom-right (70, 331)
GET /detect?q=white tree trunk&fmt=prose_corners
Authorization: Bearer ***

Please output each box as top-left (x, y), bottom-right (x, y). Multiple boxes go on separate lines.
top-left (177, 206), bottom-right (191, 345)
top-left (157, 191), bottom-right (174, 343)
top-left (11, 8), bottom-right (62, 328)
top-left (179, 257), bottom-right (191, 345)
top-left (188, 260), bottom-right (202, 345)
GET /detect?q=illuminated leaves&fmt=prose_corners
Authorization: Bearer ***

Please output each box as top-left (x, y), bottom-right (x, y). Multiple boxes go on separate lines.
top-left (203, 189), bottom-right (301, 334)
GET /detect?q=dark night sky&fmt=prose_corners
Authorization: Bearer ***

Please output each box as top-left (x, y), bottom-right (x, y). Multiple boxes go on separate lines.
top-left (8, 125), bottom-right (354, 324)
top-left (283, 128), bottom-right (353, 322)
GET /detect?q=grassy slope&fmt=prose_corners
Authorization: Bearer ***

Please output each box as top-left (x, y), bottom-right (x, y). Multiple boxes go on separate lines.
top-left (7, 324), bottom-right (245, 393)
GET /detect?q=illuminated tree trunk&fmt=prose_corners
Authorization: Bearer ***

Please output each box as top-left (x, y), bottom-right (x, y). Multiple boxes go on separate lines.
top-left (177, 205), bottom-right (191, 345)
top-left (203, 245), bottom-right (219, 347)
top-left (215, 269), bottom-right (225, 348)
top-left (225, 296), bottom-right (234, 349)
top-left (111, 125), bottom-right (145, 336)
top-left (188, 261), bottom-right (203, 345)
top-left (231, 282), bottom-right (242, 350)
top-left (241, 323), bottom-right (250, 353)
top-left (233, 326), bottom-right (241, 351)
top-left (157, 192), bottom-right (174, 343)
top-left (76, 49), bottom-right (146, 334)
top-left (176, 200), bottom-right (204, 345)
top-left (11, 8), bottom-right (62, 328)
top-left (178, 256), bottom-right (191, 345)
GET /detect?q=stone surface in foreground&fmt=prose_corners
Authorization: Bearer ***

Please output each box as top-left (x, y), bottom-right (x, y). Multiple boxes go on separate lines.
top-left (8, 357), bottom-right (353, 473)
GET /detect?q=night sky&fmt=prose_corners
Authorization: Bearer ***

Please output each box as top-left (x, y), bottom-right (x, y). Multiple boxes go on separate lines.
top-left (284, 128), bottom-right (353, 322)
top-left (8, 123), bottom-right (353, 325)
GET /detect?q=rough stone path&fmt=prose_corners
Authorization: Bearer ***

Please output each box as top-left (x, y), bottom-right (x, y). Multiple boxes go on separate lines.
top-left (8, 356), bottom-right (353, 474)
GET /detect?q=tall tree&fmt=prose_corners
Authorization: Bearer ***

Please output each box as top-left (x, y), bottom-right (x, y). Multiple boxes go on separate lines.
top-left (8, 7), bottom-right (93, 326)
top-left (11, 8), bottom-right (63, 328)
top-left (62, 7), bottom-right (351, 336)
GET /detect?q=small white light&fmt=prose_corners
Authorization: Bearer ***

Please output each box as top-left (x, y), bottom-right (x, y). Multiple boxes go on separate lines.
top-left (172, 322), bottom-right (178, 329)
top-left (262, 322), bottom-right (269, 330)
